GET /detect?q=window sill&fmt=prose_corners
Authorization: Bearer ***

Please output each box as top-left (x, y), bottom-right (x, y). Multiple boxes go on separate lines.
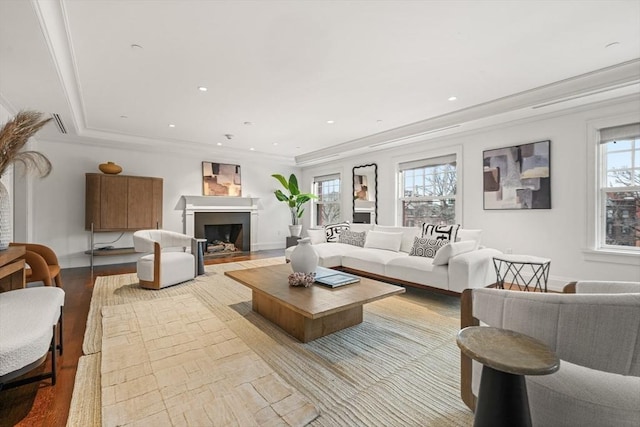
top-left (582, 248), bottom-right (640, 266)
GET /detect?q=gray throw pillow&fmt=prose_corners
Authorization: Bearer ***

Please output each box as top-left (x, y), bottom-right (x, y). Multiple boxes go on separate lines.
top-left (409, 236), bottom-right (450, 258)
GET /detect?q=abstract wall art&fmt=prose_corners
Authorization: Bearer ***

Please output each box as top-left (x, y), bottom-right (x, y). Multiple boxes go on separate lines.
top-left (202, 162), bottom-right (242, 196)
top-left (483, 140), bottom-right (551, 210)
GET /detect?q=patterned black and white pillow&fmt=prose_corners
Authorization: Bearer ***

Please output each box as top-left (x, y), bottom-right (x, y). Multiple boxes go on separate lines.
top-left (324, 221), bottom-right (350, 243)
top-left (421, 223), bottom-right (460, 242)
top-left (338, 230), bottom-right (367, 247)
top-left (409, 236), bottom-right (450, 258)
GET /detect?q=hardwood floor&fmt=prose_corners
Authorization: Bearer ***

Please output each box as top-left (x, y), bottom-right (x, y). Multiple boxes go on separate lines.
top-left (0, 249), bottom-right (283, 427)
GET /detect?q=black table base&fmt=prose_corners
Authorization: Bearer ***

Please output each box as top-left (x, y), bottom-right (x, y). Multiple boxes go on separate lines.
top-left (474, 365), bottom-right (532, 427)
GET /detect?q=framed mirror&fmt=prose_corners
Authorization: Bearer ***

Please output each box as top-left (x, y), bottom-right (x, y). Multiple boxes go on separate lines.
top-left (352, 163), bottom-right (378, 224)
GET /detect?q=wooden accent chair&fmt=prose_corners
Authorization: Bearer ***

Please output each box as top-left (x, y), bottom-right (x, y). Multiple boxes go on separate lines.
top-left (9, 242), bottom-right (63, 288)
top-left (133, 230), bottom-right (197, 290)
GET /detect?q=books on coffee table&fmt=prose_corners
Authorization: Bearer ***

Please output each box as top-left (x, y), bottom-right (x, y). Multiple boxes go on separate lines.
top-left (314, 267), bottom-right (360, 288)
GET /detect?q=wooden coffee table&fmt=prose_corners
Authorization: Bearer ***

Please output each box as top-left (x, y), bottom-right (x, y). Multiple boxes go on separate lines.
top-left (225, 263), bottom-right (405, 342)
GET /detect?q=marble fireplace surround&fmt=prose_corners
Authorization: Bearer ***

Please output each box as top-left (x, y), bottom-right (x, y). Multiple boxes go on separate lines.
top-left (182, 196), bottom-right (259, 251)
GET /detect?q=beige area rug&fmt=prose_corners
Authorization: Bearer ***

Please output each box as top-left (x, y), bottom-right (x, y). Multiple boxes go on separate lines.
top-left (68, 257), bottom-right (474, 426)
top-left (101, 293), bottom-right (318, 426)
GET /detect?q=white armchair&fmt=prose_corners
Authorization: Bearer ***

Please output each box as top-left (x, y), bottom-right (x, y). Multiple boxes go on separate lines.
top-left (460, 281), bottom-right (640, 427)
top-left (133, 230), bottom-right (197, 290)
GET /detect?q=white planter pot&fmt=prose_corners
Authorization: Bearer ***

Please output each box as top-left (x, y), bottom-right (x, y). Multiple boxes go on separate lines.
top-left (290, 237), bottom-right (319, 274)
top-left (289, 224), bottom-right (302, 237)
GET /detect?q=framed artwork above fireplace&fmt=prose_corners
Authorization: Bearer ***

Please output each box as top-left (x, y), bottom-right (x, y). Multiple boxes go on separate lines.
top-left (202, 162), bottom-right (242, 196)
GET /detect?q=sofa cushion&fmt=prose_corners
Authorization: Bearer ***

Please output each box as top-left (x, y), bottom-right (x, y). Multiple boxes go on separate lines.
top-left (364, 231), bottom-right (403, 252)
top-left (421, 223), bottom-right (460, 242)
top-left (457, 229), bottom-right (482, 248)
top-left (409, 237), bottom-right (449, 258)
top-left (385, 256), bottom-right (449, 289)
top-left (342, 249), bottom-right (404, 275)
top-left (324, 221), bottom-right (350, 242)
top-left (526, 360), bottom-right (640, 427)
top-left (432, 240), bottom-right (477, 265)
top-left (373, 225), bottom-right (422, 253)
top-left (338, 230), bottom-right (366, 247)
top-left (310, 242), bottom-right (355, 267)
top-left (306, 228), bottom-right (327, 245)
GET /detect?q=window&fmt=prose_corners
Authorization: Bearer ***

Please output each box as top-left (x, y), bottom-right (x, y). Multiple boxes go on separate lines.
top-left (399, 154), bottom-right (457, 227)
top-left (313, 174), bottom-right (341, 226)
top-left (599, 123), bottom-right (640, 250)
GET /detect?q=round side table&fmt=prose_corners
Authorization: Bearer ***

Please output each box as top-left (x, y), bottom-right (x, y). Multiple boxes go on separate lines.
top-left (456, 326), bottom-right (559, 427)
top-left (493, 254), bottom-right (551, 292)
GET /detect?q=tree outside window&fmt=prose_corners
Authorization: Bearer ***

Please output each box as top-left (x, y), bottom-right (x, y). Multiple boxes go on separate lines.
top-left (400, 158), bottom-right (457, 226)
top-left (602, 136), bottom-right (640, 248)
top-left (314, 176), bottom-right (341, 226)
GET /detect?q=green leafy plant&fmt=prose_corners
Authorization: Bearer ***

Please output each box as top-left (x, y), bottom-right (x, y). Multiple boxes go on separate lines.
top-left (271, 173), bottom-right (317, 225)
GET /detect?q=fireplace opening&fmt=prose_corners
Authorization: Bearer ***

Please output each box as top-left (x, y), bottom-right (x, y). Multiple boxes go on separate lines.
top-left (204, 224), bottom-right (243, 253)
top-left (194, 211), bottom-right (251, 257)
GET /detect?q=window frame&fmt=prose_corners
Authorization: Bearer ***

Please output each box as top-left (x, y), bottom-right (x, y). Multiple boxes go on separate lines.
top-left (585, 114), bottom-right (640, 264)
top-left (395, 146), bottom-right (462, 227)
top-left (312, 173), bottom-right (342, 227)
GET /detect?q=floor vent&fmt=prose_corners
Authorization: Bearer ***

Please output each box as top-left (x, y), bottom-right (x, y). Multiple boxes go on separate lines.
top-left (51, 113), bottom-right (67, 134)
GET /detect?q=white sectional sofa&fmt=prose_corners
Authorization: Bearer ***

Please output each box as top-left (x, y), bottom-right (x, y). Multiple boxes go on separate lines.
top-left (286, 224), bottom-right (502, 294)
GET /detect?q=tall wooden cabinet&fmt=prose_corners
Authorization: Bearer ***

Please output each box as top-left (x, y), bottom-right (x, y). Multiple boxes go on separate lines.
top-left (85, 173), bottom-right (163, 231)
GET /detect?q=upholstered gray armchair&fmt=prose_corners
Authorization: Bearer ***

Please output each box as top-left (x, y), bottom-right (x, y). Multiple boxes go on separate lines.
top-left (460, 281), bottom-right (640, 427)
top-left (133, 230), bottom-right (197, 289)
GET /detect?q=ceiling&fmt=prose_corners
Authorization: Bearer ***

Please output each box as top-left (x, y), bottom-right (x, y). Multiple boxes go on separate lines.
top-left (1, 0), bottom-right (639, 165)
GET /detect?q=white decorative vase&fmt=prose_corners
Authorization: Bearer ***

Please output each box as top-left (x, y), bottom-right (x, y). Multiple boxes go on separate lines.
top-left (290, 237), bottom-right (318, 274)
top-left (0, 181), bottom-right (10, 251)
top-left (289, 224), bottom-right (302, 237)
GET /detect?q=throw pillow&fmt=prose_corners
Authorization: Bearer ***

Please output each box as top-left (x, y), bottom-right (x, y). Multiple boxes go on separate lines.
top-left (338, 230), bottom-right (367, 247)
top-left (324, 221), bottom-right (350, 243)
top-left (363, 231), bottom-right (403, 252)
top-left (373, 225), bottom-right (422, 253)
top-left (432, 240), bottom-right (477, 265)
top-left (306, 228), bottom-right (327, 245)
top-left (421, 223), bottom-right (460, 242)
top-left (409, 236), bottom-right (449, 258)
top-left (456, 229), bottom-right (482, 250)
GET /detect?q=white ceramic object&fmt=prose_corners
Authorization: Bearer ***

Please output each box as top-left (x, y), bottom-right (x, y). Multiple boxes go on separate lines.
top-left (290, 237), bottom-right (318, 274)
top-left (289, 224), bottom-right (302, 237)
top-left (0, 181), bottom-right (10, 250)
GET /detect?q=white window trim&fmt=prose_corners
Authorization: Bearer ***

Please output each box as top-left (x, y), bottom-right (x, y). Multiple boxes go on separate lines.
top-left (585, 113), bottom-right (640, 265)
top-left (312, 172), bottom-right (342, 227)
top-left (394, 145), bottom-right (463, 226)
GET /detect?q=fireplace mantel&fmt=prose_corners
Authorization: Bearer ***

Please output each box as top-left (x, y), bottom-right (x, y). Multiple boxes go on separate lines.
top-left (182, 196), bottom-right (260, 250)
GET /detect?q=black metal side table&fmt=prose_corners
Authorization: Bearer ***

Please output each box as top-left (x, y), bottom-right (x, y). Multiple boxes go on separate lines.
top-left (493, 254), bottom-right (551, 292)
top-left (456, 326), bottom-right (560, 427)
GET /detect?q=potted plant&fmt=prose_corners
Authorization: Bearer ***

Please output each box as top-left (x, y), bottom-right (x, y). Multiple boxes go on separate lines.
top-left (271, 173), bottom-right (316, 237)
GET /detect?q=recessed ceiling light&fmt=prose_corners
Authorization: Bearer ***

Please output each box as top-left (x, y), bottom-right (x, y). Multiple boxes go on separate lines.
top-left (605, 41), bottom-right (620, 48)
top-left (168, 124), bottom-right (175, 128)
top-left (120, 115), bottom-right (128, 119)
top-left (216, 142), bottom-right (222, 146)
top-left (244, 121), bottom-right (253, 126)
top-left (130, 44), bottom-right (143, 50)
top-left (448, 96), bottom-right (457, 101)
top-left (326, 120), bottom-right (335, 124)
top-left (273, 142), bottom-right (279, 146)
top-left (250, 147), bottom-right (255, 151)
top-left (198, 86), bottom-right (208, 92)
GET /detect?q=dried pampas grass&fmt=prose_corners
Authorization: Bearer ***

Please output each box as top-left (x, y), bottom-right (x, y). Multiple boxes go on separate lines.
top-left (0, 110), bottom-right (52, 177)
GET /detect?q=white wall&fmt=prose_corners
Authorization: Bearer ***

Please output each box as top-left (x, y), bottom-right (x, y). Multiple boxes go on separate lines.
top-left (300, 97), bottom-right (640, 289)
top-left (19, 139), bottom-right (298, 268)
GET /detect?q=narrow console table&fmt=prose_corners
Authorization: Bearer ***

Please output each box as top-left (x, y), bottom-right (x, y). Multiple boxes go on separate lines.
top-left (457, 326), bottom-right (559, 427)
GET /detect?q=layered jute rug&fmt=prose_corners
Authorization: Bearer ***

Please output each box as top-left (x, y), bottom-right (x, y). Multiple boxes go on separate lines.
top-left (68, 257), bottom-right (473, 426)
